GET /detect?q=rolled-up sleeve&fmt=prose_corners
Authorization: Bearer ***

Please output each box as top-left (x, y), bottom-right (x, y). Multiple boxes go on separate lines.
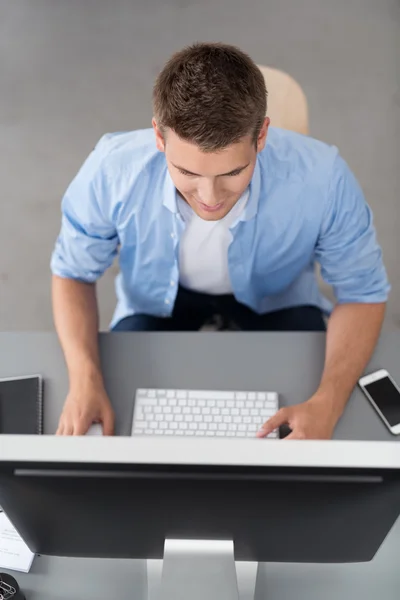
top-left (51, 151), bottom-right (118, 283)
top-left (315, 155), bottom-right (390, 304)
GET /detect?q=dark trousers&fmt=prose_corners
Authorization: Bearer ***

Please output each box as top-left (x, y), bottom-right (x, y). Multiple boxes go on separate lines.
top-left (112, 286), bottom-right (326, 332)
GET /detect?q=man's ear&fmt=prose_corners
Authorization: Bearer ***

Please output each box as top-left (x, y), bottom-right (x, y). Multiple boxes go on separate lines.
top-left (152, 118), bottom-right (166, 152)
top-left (256, 117), bottom-right (270, 153)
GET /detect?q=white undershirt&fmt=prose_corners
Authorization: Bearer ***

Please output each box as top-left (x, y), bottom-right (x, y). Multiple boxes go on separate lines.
top-left (178, 190), bottom-right (249, 294)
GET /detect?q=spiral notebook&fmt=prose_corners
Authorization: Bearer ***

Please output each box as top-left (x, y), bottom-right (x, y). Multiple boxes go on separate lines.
top-left (0, 375), bottom-right (44, 435)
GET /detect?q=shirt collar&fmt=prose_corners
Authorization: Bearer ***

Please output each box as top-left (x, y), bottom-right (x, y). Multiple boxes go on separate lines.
top-left (163, 167), bottom-right (179, 213)
top-left (162, 156), bottom-right (261, 220)
top-left (238, 156), bottom-right (261, 222)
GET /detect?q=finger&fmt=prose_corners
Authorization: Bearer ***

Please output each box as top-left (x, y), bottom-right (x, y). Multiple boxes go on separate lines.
top-left (102, 410), bottom-right (115, 436)
top-left (284, 430), bottom-right (306, 441)
top-left (62, 423), bottom-right (74, 436)
top-left (73, 419), bottom-right (92, 436)
top-left (257, 408), bottom-right (290, 438)
top-left (56, 421), bottom-right (64, 436)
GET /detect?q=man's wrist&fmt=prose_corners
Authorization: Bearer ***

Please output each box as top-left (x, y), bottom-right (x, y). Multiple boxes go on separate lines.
top-left (69, 361), bottom-right (105, 394)
top-left (309, 386), bottom-right (348, 421)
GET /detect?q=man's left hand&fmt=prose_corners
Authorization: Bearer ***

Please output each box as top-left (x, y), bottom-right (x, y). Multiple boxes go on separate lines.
top-left (257, 394), bottom-right (340, 440)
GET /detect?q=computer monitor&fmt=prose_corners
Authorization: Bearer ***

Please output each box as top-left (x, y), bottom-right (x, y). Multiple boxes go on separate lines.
top-left (0, 436), bottom-right (399, 600)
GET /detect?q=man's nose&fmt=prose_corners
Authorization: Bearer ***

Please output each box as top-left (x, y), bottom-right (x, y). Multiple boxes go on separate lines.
top-left (197, 180), bottom-right (218, 205)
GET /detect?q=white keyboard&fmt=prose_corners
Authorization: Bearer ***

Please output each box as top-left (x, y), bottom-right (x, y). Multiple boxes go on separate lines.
top-left (131, 389), bottom-right (279, 438)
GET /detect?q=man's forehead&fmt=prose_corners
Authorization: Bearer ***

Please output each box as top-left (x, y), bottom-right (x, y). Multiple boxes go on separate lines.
top-left (165, 132), bottom-right (255, 176)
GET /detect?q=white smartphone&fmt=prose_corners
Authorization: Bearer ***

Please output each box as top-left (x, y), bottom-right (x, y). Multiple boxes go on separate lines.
top-left (359, 369), bottom-right (400, 435)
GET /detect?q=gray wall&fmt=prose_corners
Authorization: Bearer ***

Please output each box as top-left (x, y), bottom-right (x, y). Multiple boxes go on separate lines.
top-left (0, 0), bottom-right (399, 330)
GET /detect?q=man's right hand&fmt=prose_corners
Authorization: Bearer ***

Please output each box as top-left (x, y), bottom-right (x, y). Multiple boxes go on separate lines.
top-left (56, 384), bottom-right (115, 436)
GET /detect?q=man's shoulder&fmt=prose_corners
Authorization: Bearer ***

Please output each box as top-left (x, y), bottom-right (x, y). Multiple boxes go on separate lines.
top-left (262, 127), bottom-right (339, 183)
top-left (93, 128), bottom-right (160, 174)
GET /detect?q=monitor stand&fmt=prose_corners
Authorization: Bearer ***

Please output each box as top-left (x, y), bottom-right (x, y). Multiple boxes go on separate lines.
top-left (146, 539), bottom-right (258, 600)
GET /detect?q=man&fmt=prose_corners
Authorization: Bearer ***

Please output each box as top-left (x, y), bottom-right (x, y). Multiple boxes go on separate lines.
top-left (51, 43), bottom-right (389, 439)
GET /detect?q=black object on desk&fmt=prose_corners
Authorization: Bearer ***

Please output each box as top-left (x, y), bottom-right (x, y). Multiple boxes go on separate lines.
top-left (0, 573), bottom-right (25, 599)
top-left (0, 376), bottom-right (43, 435)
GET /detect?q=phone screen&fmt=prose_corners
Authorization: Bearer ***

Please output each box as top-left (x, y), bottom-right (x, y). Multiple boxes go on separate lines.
top-left (364, 376), bottom-right (400, 426)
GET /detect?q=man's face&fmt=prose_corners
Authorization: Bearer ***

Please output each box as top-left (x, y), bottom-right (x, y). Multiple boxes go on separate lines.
top-left (153, 119), bottom-right (269, 221)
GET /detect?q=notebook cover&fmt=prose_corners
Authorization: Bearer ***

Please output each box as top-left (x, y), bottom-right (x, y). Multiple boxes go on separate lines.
top-left (0, 376), bottom-right (43, 435)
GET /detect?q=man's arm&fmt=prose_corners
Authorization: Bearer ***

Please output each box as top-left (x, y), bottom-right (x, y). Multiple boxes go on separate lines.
top-left (53, 276), bottom-right (114, 436)
top-left (51, 145), bottom-right (119, 435)
top-left (258, 302), bottom-right (385, 439)
top-left (259, 153), bottom-right (389, 440)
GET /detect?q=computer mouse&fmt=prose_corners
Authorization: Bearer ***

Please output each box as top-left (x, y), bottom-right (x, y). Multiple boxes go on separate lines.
top-left (279, 424), bottom-right (293, 439)
top-left (85, 423), bottom-right (103, 436)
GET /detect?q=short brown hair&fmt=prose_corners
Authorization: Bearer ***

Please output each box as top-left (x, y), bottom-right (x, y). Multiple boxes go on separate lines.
top-left (153, 43), bottom-right (267, 151)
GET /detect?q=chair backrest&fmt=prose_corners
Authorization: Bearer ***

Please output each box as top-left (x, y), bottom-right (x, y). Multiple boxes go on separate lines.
top-left (257, 65), bottom-right (309, 135)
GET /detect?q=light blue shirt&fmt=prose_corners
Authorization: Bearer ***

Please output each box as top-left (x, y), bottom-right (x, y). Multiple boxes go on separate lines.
top-left (51, 128), bottom-right (390, 328)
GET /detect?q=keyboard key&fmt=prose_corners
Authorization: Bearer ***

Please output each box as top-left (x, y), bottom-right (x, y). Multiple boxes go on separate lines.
top-left (246, 401), bottom-right (255, 408)
top-left (251, 409), bottom-right (259, 416)
top-left (195, 430), bottom-right (206, 436)
top-left (167, 391), bottom-right (175, 398)
top-left (170, 422), bottom-right (178, 430)
top-left (177, 391), bottom-right (187, 399)
top-left (223, 416), bottom-right (232, 423)
top-left (154, 406), bottom-right (162, 414)
top-left (183, 407), bottom-right (191, 414)
top-left (217, 401), bottom-right (225, 408)
top-left (243, 417), bottom-right (251, 424)
top-left (163, 406), bottom-right (172, 414)
top-left (190, 391), bottom-right (234, 400)
top-left (133, 429), bottom-right (144, 435)
top-left (175, 415), bottom-right (183, 422)
top-left (231, 408), bottom-right (239, 416)
top-left (147, 390), bottom-right (156, 398)
top-left (215, 416), bottom-right (222, 423)
top-left (238, 424), bottom-right (247, 431)
top-left (209, 423), bottom-right (217, 431)
top-left (248, 392), bottom-right (256, 400)
top-left (255, 401), bottom-right (263, 408)
top-left (198, 400), bottom-right (206, 407)
top-left (155, 430), bottom-right (164, 435)
top-left (192, 407), bottom-right (200, 415)
top-left (165, 415), bottom-right (173, 422)
top-left (179, 400), bottom-right (187, 407)
top-left (241, 408), bottom-right (249, 416)
top-left (179, 422), bottom-right (188, 430)
top-left (173, 407), bottom-right (181, 414)
top-left (189, 423), bottom-right (198, 430)
top-left (168, 399), bottom-right (177, 406)
top-left (188, 399), bottom-right (196, 407)
top-left (257, 393), bottom-right (266, 401)
top-left (184, 415), bottom-right (193, 422)
top-left (211, 408), bottom-right (219, 415)
top-left (204, 416), bottom-right (212, 423)
top-left (185, 430), bottom-right (195, 436)
top-left (218, 423), bottom-right (228, 431)
top-left (141, 398), bottom-right (158, 406)
top-left (202, 407), bottom-right (211, 415)
top-left (207, 400), bottom-right (216, 407)
top-left (157, 390), bottom-right (166, 396)
top-left (227, 400), bottom-right (235, 408)
top-left (236, 392), bottom-right (247, 400)
top-left (233, 417), bottom-right (242, 424)
top-left (159, 398), bottom-right (167, 406)
top-left (206, 431), bottom-right (215, 436)
top-left (150, 423), bottom-right (157, 429)
top-left (236, 400), bottom-right (245, 408)
top-left (261, 409), bottom-right (273, 417)
top-left (194, 415), bottom-right (203, 422)
top-left (199, 423), bottom-right (208, 430)
top-left (155, 414), bottom-right (163, 421)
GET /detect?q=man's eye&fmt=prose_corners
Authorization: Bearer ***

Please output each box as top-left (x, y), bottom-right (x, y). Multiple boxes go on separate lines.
top-left (227, 171), bottom-right (241, 176)
top-left (178, 169), bottom-right (193, 176)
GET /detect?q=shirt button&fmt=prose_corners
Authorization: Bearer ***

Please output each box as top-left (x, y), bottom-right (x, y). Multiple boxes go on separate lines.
top-left (170, 232), bottom-right (175, 239)
top-left (170, 280), bottom-right (175, 286)
top-left (165, 299), bottom-right (170, 305)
